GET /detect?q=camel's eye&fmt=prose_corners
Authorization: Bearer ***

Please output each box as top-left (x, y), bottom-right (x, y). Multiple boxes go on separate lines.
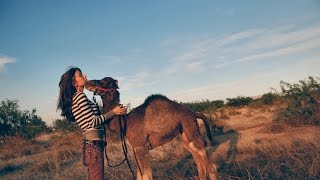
top-left (100, 81), bottom-right (108, 87)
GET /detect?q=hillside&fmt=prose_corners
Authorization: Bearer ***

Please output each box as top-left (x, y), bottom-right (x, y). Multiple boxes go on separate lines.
top-left (1, 104), bottom-right (319, 179)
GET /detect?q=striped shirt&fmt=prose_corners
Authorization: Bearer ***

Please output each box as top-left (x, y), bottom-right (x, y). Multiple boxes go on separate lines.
top-left (72, 92), bottom-right (114, 132)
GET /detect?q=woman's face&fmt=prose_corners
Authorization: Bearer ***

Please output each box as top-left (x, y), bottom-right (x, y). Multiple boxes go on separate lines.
top-left (73, 70), bottom-right (87, 88)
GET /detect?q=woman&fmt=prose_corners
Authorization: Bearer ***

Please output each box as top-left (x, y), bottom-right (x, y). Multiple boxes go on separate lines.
top-left (57, 67), bottom-right (126, 179)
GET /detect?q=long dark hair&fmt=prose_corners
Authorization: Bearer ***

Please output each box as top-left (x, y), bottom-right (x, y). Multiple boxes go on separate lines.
top-left (57, 67), bottom-right (81, 122)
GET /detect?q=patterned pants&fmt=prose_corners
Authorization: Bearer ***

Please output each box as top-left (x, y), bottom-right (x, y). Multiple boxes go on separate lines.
top-left (83, 140), bottom-right (105, 180)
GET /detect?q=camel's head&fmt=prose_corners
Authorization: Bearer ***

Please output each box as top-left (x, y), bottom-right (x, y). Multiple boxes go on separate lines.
top-left (85, 77), bottom-right (120, 104)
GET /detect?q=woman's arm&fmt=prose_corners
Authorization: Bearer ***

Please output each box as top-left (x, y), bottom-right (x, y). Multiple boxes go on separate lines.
top-left (72, 92), bottom-right (115, 129)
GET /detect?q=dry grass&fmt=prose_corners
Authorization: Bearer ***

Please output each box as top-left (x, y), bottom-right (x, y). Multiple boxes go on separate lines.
top-left (0, 131), bottom-right (85, 179)
top-left (1, 103), bottom-right (320, 179)
top-left (211, 105), bottom-right (320, 179)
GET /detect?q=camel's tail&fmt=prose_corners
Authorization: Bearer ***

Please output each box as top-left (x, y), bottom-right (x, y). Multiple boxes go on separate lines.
top-left (194, 112), bottom-right (213, 146)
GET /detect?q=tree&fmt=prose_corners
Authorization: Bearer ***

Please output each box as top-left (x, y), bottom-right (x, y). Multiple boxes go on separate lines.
top-left (0, 99), bottom-right (47, 140)
top-left (0, 99), bottom-right (21, 138)
top-left (18, 109), bottom-right (47, 139)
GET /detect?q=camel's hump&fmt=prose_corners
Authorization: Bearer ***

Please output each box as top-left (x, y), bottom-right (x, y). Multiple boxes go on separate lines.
top-left (143, 94), bottom-right (171, 106)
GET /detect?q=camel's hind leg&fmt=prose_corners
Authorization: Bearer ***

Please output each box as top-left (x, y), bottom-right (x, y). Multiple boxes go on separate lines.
top-left (133, 146), bottom-right (152, 180)
top-left (181, 132), bottom-right (206, 179)
top-left (181, 131), bottom-right (217, 180)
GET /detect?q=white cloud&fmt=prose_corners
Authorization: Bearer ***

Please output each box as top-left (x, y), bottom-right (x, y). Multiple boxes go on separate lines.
top-left (160, 22), bottom-right (320, 75)
top-left (101, 19), bottom-right (320, 99)
top-left (238, 37), bottom-right (320, 62)
top-left (215, 23), bottom-right (320, 68)
top-left (166, 38), bottom-right (214, 75)
top-left (234, 23), bottom-right (320, 53)
top-left (120, 71), bottom-right (154, 91)
top-left (186, 61), bottom-right (206, 72)
top-left (115, 22), bottom-right (320, 108)
top-left (215, 36), bottom-right (320, 68)
top-left (0, 55), bottom-right (16, 72)
top-left (219, 28), bottom-right (266, 46)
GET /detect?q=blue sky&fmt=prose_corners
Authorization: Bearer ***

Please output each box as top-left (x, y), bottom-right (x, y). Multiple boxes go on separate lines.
top-left (1, 1), bottom-right (320, 125)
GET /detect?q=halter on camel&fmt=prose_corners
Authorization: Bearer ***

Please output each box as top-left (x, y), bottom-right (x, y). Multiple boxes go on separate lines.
top-left (92, 85), bottom-right (136, 180)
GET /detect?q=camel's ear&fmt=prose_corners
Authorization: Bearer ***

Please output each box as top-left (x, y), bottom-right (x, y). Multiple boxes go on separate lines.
top-left (114, 79), bottom-right (119, 89)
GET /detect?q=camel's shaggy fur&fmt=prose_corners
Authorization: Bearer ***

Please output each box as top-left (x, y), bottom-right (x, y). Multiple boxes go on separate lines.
top-left (85, 77), bottom-right (217, 180)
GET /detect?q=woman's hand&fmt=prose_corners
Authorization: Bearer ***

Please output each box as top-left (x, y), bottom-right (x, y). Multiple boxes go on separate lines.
top-left (112, 104), bottom-right (127, 115)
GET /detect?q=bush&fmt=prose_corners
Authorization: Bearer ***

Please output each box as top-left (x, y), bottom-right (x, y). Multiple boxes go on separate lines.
top-left (181, 99), bottom-right (224, 113)
top-left (260, 92), bottom-right (278, 105)
top-left (250, 92), bottom-right (280, 108)
top-left (53, 119), bottom-right (78, 132)
top-left (275, 76), bottom-right (320, 126)
top-left (226, 96), bottom-right (253, 107)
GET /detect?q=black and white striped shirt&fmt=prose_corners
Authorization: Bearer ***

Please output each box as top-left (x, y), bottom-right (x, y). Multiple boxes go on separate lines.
top-left (72, 92), bottom-right (114, 132)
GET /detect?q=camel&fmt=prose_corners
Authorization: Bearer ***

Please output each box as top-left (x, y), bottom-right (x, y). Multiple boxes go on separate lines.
top-left (85, 77), bottom-right (217, 180)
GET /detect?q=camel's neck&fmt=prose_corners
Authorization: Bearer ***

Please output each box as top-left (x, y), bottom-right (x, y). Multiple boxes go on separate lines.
top-left (102, 99), bottom-right (118, 113)
top-left (102, 99), bottom-right (120, 133)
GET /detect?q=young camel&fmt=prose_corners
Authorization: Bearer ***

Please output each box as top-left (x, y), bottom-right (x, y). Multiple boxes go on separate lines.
top-left (85, 77), bottom-right (217, 180)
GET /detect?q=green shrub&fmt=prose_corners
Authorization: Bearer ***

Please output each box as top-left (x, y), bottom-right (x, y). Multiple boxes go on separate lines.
top-left (260, 92), bottom-right (278, 105)
top-left (226, 96), bottom-right (253, 107)
top-left (181, 99), bottom-right (224, 113)
top-left (53, 119), bottom-right (78, 132)
top-left (275, 76), bottom-right (320, 126)
top-left (250, 92), bottom-right (280, 108)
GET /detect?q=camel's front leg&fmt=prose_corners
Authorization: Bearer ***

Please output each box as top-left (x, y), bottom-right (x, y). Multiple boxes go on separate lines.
top-left (133, 146), bottom-right (152, 180)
